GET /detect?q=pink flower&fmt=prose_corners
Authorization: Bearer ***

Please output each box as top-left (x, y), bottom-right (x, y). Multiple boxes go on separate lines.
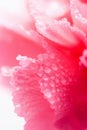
top-left (1, 0), bottom-right (87, 130)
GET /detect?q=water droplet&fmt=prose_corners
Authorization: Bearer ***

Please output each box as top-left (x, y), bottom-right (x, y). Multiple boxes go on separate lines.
top-left (52, 89), bottom-right (56, 93)
top-left (43, 82), bottom-right (48, 87)
top-left (39, 80), bottom-right (43, 87)
top-left (50, 80), bottom-right (55, 87)
top-left (44, 89), bottom-right (52, 98)
top-left (57, 88), bottom-right (60, 92)
top-left (50, 76), bottom-right (55, 80)
top-left (51, 64), bottom-right (58, 71)
top-left (45, 67), bottom-right (51, 74)
top-left (56, 74), bottom-right (59, 78)
top-left (37, 54), bottom-right (43, 62)
top-left (61, 79), bottom-right (67, 85)
top-left (50, 98), bottom-right (55, 105)
top-left (45, 62), bottom-right (50, 66)
top-left (37, 71), bottom-right (42, 77)
top-left (56, 79), bottom-right (59, 83)
top-left (43, 74), bottom-right (49, 81)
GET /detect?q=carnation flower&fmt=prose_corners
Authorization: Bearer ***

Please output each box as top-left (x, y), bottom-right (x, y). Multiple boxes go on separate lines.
top-left (1, 0), bottom-right (87, 130)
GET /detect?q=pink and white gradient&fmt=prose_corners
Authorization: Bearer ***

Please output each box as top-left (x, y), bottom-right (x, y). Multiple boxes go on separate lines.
top-left (0, 0), bottom-right (87, 130)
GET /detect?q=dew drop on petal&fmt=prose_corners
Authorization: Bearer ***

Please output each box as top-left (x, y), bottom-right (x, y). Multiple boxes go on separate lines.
top-left (51, 63), bottom-right (58, 71)
top-left (43, 74), bottom-right (49, 81)
top-left (44, 89), bottom-right (52, 98)
top-left (44, 67), bottom-right (51, 74)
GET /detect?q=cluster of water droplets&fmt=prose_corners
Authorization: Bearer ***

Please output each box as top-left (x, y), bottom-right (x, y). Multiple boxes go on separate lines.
top-left (11, 49), bottom-right (77, 119)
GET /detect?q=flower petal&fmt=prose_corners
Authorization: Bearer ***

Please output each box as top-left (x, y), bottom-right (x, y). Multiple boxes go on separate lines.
top-left (11, 44), bottom-right (83, 129)
top-left (0, 0), bottom-right (31, 28)
top-left (35, 16), bottom-right (86, 48)
top-left (0, 25), bottom-right (46, 89)
top-left (70, 0), bottom-right (87, 33)
top-left (11, 57), bottom-right (56, 130)
top-left (0, 25), bottom-right (45, 67)
top-left (26, 0), bottom-right (70, 19)
top-left (79, 49), bottom-right (87, 67)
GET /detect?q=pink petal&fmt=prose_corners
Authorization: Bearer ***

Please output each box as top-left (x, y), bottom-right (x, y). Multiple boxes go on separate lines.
top-left (11, 45), bottom-right (83, 129)
top-left (11, 56), bottom-right (56, 130)
top-left (0, 25), bottom-right (45, 67)
top-left (0, 25), bottom-right (46, 89)
top-left (35, 16), bottom-right (86, 49)
top-left (26, 0), bottom-right (70, 19)
top-left (0, 0), bottom-right (30, 28)
top-left (80, 49), bottom-right (87, 67)
top-left (70, 0), bottom-right (87, 33)
top-left (24, 110), bottom-right (56, 130)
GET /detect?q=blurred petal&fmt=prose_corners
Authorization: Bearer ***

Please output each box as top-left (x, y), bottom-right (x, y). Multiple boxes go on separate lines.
top-left (0, 0), bottom-right (31, 28)
top-left (0, 25), bottom-right (45, 67)
top-left (26, 0), bottom-right (70, 19)
top-left (0, 25), bottom-right (46, 89)
top-left (70, 0), bottom-right (87, 33)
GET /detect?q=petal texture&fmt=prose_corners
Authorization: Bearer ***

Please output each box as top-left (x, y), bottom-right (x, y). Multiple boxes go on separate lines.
top-left (26, 0), bottom-right (70, 19)
top-left (35, 16), bottom-right (86, 48)
top-left (70, 0), bottom-right (87, 33)
top-left (11, 45), bottom-right (83, 130)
